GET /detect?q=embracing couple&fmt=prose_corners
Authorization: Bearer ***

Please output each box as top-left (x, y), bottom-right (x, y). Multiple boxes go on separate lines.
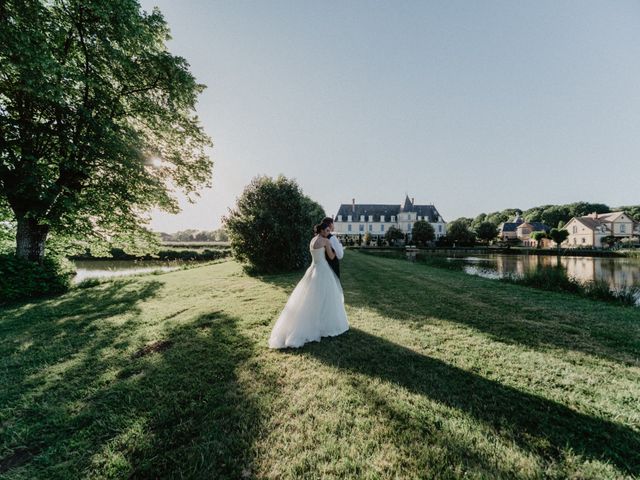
top-left (269, 217), bottom-right (349, 349)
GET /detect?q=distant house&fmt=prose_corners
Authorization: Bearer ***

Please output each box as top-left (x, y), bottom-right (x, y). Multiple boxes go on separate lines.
top-left (498, 213), bottom-right (550, 246)
top-left (333, 195), bottom-right (447, 241)
top-left (563, 211), bottom-right (639, 248)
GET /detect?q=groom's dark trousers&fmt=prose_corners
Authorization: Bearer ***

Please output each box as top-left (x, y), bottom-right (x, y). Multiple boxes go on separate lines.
top-left (326, 233), bottom-right (340, 279)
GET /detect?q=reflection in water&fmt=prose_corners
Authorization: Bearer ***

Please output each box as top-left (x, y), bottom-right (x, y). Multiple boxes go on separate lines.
top-left (72, 260), bottom-right (184, 283)
top-left (449, 254), bottom-right (640, 292)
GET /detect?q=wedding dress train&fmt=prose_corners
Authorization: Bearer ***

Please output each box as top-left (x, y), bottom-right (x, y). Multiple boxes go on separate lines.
top-left (268, 239), bottom-right (349, 349)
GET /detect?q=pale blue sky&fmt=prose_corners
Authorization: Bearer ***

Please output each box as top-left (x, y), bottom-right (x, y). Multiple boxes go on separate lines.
top-left (141, 0), bottom-right (640, 232)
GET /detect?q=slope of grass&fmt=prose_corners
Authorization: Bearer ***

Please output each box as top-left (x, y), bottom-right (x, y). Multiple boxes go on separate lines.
top-left (1, 252), bottom-right (639, 479)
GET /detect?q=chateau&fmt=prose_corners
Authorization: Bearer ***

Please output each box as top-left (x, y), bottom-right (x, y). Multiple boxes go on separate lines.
top-left (332, 195), bottom-right (447, 241)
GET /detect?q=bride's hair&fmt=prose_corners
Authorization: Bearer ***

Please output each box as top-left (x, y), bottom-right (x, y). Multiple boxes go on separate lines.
top-left (314, 222), bottom-right (331, 234)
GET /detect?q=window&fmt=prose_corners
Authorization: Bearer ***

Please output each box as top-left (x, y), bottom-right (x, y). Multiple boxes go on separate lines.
top-left (572, 226), bottom-right (577, 234)
top-left (368, 224), bottom-right (372, 231)
top-left (347, 215), bottom-right (352, 222)
top-left (582, 237), bottom-right (586, 244)
top-left (408, 224), bottom-right (412, 231)
top-left (347, 224), bottom-right (352, 232)
top-left (359, 224), bottom-right (364, 232)
top-left (439, 225), bottom-right (442, 232)
top-left (380, 215), bottom-right (385, 222)
top-left (360, 215), bottom-right (365, 222)
top-left (391, 215), bottom-right (396, 222)
top-left (621, 224), bottom-right (626, 233)
top-left (337, 215), bottom-right (342, 222)
top-left (381, 224), bottom-right (385, 232)
top-left (368, 215), bottom-right (373, 222)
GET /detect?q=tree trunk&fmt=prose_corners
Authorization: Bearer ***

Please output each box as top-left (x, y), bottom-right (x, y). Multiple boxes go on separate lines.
top-left (16, 217), bottom-right (50, 262)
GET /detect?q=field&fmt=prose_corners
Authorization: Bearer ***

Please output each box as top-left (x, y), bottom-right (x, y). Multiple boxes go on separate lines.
top-left (1, 252), bottom-right (639, 479)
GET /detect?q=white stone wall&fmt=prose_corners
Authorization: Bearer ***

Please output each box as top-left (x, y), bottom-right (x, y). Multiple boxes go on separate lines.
top-left (334, 220), bottom-right (447, 239)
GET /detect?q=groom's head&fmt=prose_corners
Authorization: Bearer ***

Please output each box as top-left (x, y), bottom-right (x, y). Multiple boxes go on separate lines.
top-left (322, 217), bottom-right (334, 232)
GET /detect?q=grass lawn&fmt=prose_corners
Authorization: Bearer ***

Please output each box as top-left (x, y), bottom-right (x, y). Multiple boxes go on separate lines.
top-left (1, 251), bottom-right (639, 479)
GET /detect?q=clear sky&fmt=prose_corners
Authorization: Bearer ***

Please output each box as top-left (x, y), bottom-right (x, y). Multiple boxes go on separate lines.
top-left (140, 0), bottom-right (640, 232)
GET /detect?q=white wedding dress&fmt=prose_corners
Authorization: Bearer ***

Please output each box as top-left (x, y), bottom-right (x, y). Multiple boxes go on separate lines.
top-left (268, 238), bottom-right (349, 349)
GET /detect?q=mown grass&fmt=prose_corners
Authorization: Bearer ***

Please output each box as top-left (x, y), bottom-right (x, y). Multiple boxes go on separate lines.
top-left (1, 252), bottom-right (639, 479)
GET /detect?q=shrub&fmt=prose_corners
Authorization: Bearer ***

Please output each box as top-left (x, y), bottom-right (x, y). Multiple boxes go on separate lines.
top-left (384, 226), bottom-right (404, 246)
top-left (223, 175), bottom-right (325, 273)
top-left (0, 254), bottom-right (75, 304)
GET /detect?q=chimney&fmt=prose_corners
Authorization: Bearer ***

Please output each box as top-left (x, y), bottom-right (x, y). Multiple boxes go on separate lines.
top-left (352, 198), bottom-right (355, 212)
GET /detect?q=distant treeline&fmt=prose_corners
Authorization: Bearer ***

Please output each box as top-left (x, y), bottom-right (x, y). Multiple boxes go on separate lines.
top-left (158, 228), bottom-right (228, 243)
top-left (455, 203), bottom-right (640, 231)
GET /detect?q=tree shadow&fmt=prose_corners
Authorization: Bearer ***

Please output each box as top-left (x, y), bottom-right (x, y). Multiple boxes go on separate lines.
top-left (298, 328), bottom-right (640, 476)
top-left (344, 252), bottom-right (640, 367)
top-left (0, 305), bottom-right (267, 479)
top-left (0, 279), bottom-right (164, 408)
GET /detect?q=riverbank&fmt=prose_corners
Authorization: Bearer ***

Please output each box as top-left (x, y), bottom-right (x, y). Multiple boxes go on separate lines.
top-left (350, 245), bottom-right (637, 257)
top-left (1, 252), bottom-right (639, 478)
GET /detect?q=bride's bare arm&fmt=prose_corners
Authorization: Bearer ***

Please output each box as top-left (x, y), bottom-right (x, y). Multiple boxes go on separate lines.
top-left (324, 240), bottom-right (336, 260)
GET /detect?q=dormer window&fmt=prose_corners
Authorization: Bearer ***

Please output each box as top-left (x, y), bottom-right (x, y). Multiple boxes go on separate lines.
top-left (337, 215), bottom-right (342, 222)
top-left (380, 215), bottom-right (385, 222)
top-left (360, 215), bottom-right (365, 222)
top-left (391, 215), bottom-right (396, 222)
top-left (347, 215), bottom-right (352, 222)
top-left (368, 215), bottom-right (373, 222)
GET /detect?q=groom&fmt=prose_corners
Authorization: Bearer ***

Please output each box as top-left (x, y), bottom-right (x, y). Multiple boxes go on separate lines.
top-left (323, 216), bottom-right (344, 279)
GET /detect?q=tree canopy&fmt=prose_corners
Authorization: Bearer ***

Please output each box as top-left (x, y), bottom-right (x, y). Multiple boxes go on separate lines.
top-left (549, 228), bottom-right (569, 248)
top-left (475, 221), bottom-right (498, 243)
top-left (470, 202), bottom-right (637, 232)
top-left (384, 225), bottom-right (404, 246)
top-left (411, 220), bottom-right (435, 246)
top-left (447, 220), bottom-right (476, 246)
top-left (0, 0), bottom-right (212, 260)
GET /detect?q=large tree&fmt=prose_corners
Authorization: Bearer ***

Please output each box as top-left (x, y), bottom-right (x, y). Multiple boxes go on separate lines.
top-left (0, 1), bottom-right (212, 261)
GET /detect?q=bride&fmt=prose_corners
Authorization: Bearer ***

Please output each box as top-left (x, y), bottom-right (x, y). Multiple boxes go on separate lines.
top-left (268, 221), bottom-right (349, 349)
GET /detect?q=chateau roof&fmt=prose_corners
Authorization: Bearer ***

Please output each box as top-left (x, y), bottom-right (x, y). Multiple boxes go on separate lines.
top-left (401, 195), bottom-right (413, 212)
top-left (500, 222), bottom-right (520, 232)
top-left (335, 198), bottom-right (444, 223)
top-left (517, 222), bottom-right (551, 232)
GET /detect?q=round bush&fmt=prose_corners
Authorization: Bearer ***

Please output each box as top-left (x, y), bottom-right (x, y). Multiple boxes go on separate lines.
top-left (223, 175), bottom-right (325, 273)
top-left (0, 254), bottom-right (75, 304)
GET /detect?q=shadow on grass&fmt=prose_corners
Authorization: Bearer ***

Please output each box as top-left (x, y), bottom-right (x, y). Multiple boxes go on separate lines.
top-left (1, 280), bottom-right (266, 478)
top-left (339, 252), bottom-right (640, 366)
top-left (0, 279), bottom-right (164, 405)
top-left (299, 328), bottom-right (640, 476)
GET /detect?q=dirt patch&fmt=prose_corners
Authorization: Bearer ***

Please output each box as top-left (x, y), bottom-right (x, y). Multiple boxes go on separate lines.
top-left (132, 340), bottom-right (173, 358)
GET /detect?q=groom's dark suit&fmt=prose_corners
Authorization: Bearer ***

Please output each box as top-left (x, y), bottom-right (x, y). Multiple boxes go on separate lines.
top-left (326, 233), bottom-right (340, 279)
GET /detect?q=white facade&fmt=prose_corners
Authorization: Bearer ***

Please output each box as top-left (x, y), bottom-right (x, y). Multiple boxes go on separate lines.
top-left (333, 196), bottom-right (447, 240)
